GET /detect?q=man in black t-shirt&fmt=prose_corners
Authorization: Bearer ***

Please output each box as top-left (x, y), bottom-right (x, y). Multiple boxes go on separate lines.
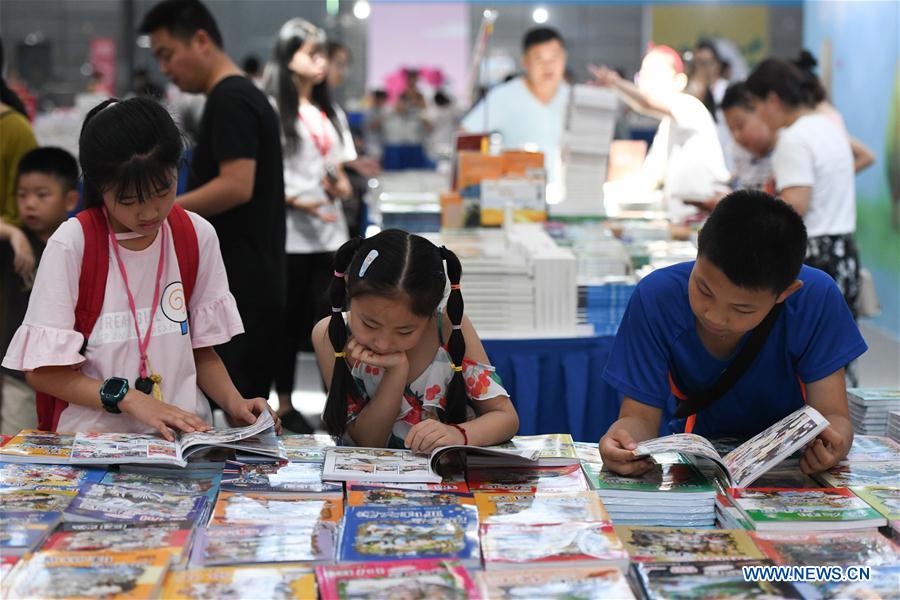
top-left (139, 0), bottom-right (288, 407)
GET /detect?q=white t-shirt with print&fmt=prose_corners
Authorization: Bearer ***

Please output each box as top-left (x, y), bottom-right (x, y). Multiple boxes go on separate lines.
top-left (283, 103), bottom-right (357, 254)
top-left (771, 113), bottom-right (855, 237)
top-left (2, 212), bottom-right (243, 433)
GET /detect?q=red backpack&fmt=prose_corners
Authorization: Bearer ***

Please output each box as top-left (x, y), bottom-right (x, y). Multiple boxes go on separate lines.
top-left (35, 204), bottom-right (199, 431)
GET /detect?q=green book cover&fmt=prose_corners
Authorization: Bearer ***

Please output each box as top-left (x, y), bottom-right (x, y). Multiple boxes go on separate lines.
top-left (590, 460), bottom-right (714, 494)
top-left (850, 486), bottom-right (900, 520)
top-left (728, 488), bottom-right (884, 523)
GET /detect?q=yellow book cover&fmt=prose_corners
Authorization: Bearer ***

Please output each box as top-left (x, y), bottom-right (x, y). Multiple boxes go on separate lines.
top-left (504, 434), bottom-right (578, 460)
top-left (474, 491), bottom-right (609, 524)
top-left (0, 430), bottom-right (74, 461)
top-left (456, 152), bottom-right (505, 191)
top-left (476, 565), bottom-right (635, 599)
top-left (4, 549), bottom-right (170, 599)
top-left (162, 564), bottom-right (316, 599)
top-left (615, 526), bottom-right (765, 563)
top-left (210, 492), bottom-right (343, 526)
top-left (347, 487), bottom-right (474, 507)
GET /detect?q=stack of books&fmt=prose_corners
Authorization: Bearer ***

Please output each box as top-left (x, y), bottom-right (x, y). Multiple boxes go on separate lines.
top-left (557, 85), bottom-right (618, 216)
top-left (586, 453), bottom-right (717, 528)
top-left (890, 411), bottom-right (900, 443)
top-left (848, 388), bottom-right (900, 436)
top-left (726, 488), bottom-right (887, 533)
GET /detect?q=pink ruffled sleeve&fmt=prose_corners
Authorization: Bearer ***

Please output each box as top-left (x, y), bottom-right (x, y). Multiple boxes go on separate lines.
top-left (186, 212), bottom-right (244, 349)
top-left (2, 219), bottom-right (86, 371)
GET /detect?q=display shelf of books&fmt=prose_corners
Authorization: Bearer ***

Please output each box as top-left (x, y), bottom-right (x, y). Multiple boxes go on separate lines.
top-left (2, 422), bottom-right (900, 599)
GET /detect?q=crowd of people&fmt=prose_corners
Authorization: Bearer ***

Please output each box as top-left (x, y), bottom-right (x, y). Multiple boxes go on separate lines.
top-left (0, 0), bottom-right (874, 476)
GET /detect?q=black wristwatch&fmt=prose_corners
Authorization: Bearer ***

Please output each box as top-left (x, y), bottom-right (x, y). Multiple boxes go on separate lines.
top-left (100, 377), bottom-right (129, 414)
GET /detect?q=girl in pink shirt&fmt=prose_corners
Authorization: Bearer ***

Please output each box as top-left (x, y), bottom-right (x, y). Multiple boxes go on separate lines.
top-left (2, 97), bottom-right (281, 439)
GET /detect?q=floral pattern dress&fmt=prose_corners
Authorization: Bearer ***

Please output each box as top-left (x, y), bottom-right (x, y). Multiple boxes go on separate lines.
top-left (347, 346), bottom-right (508, 448)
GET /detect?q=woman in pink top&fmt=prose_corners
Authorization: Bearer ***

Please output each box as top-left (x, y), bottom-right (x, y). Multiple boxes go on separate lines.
top-left (2, 98), bottom-right (281, 439)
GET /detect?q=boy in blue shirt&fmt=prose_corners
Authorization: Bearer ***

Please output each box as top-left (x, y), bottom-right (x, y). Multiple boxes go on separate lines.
top-left (600, 190), bottom-right (866, 476)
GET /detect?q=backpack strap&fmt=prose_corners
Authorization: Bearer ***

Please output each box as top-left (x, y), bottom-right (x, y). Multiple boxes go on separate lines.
top-left (166, 204), bottom-right (199, 308)
top-left (673, 302), bottom-right (784, 420)
top-left (36, 207), bottom-right (110, 431)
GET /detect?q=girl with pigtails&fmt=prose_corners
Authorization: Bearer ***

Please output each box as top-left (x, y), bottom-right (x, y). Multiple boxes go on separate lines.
top-left (311, 230), bottom-right (519, 452)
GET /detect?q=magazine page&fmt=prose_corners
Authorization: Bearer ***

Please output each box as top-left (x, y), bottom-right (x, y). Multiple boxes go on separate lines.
top-left (179, 411), bottom-right (275, 455)
top-left (317, 559), bottom-right (480, 600)
top-left (323, 447), bottom-right (442, 483)
top-left (70, 433), bottom-right (183, 466)
top-left (633, 434), bottom-right (730, 485)
top-left (475, 566), bottom-right (634, 600)
top-left (430, 444), bottom-right (542, 471)
top-left (193, 524), bottom-right (335, 566)
top-left (280, 434), bottom-right (336, 462)
top-left (723, 405), bottom-right (829, 488)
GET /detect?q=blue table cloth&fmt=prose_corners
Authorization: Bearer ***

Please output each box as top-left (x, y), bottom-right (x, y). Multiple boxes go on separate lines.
top-left (482, 335), bottom-right (623, 443)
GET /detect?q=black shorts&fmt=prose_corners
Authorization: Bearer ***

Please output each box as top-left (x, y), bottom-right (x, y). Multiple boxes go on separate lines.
top-left (215, 305), bottom-right (285, 400)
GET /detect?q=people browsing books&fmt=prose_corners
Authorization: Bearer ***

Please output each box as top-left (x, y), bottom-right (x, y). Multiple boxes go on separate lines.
top-left (312, 229), bottom-right (519, 452)
top-left (600, 190), bottom-right (866, 477)
top-left (1, 97), bottom-right (282, 439)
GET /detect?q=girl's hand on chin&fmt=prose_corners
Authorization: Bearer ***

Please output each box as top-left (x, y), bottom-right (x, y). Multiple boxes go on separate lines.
top-left (346, 338), bottom-right (408, 371)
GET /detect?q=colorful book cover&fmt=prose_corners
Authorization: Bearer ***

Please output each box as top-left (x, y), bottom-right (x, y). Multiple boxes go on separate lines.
top-left (475, 566), bottom-right (634, 599)
top-left (727, 488), bottom-right (886, 529)
top-left (615, 526), bottom-right (765, 563)
top-left (345, 476), bottom-right (469, 494)
top-left (0, 511), bottom-right (61, 555)
top-left (794, 565), bottom-right (900, 600)
top-left (844, 435), bottom-right (900, 462)
top-left (467, 464), bottom-right (590, 493)
top-left (3, 550), bottom-right (171, 599)
top-left (851, 485), bottom-right (900, 520)
top-left (209, 492), bottom-right (343, 526)
top-left (100, 471), bottom-right (221, 498)
top-left (1, 555), bottom-right (18, 580)
top-left (347, 486), bottom-right (474, 507)
top-left (281, 434), bottom-right (337, 463)
top-left (636, 560), bottom-right (802, 600)
top-left (481, 521), bottom-right (628, 569)
top-left (572, 441), bottom-right (603, 465)
top-left (0, 430), bottom-right (74, 462)
top-left (589, 462), bottom-right (715, 496)
top-left (194, 524), bottom-right (336, 566)
top-left (474, 491), bottom-right (609, 524)
top-left (161, 564), bottom-right (316, 600)
top-left (816, 462), bottom-right (900, 488)
top-left (317, 559), bottom-right (480, 600)
top-left (221, 460), bottom-right (341, 494)
top-left (65, 483), bottom-right (207, 523)
top-left (0, 488), bottom-right (75, 512)
top-left (42, 520), bottom-right (194, 559)
top-left (339, 505), bottom-right (480, 566)
top-left (749, 531), bottom-right (900, 566)
top-left (0, 463), bottom-right (105, 492)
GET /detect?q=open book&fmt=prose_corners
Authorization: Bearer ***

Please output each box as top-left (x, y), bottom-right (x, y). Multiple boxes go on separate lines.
top-left (322, 445), bottom-right (558, 484)
top-left (0, 412), bottom-right (280, 467)
top-left (633, 405), bottom-right (829, 488)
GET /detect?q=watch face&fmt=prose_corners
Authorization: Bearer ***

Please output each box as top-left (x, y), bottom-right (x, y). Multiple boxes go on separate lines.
top-left (102, 378), bottom-right (128, 397)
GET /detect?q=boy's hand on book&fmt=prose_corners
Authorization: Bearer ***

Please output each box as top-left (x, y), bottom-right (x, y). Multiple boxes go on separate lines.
top-left (225, 397), bottom-right (283, 435)
top-left (405, 420), bottom-right (465, 454)
top-left (800, 426), bottom-right (846, 474)
top-left (599, 429), bottom-right (655, 477)
top-left (346, 338), bottom-right (408, 370)
top-left (119, 392), bottom-right (212, 442)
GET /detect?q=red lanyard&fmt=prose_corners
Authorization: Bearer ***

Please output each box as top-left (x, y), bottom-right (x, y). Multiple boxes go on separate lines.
top-left (104, 208), bottom-right (166, 381)
top-left (298, 109), bottom-right (332, 157)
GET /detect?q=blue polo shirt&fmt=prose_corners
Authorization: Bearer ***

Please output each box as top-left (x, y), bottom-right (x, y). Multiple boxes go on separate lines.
top-left (602, 261), bottom-right (867, 437)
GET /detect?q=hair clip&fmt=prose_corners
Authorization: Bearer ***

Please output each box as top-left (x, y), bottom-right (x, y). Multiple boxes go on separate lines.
top-left (359, 249), bottom-right (379, 277)
top-left (450, 363), bottom-right (463, 373)
top-left (333, 270), bottom-right (345, 278)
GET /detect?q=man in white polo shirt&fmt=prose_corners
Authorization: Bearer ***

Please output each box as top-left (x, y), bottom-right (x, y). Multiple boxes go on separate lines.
top-left (461, 27), bottom-right (570, 197)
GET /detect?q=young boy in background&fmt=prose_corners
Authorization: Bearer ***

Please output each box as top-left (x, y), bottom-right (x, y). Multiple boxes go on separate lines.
top-left (1, 147), bottom-right (79, 435)
top-left (600, 190), bottom-right (866, 476)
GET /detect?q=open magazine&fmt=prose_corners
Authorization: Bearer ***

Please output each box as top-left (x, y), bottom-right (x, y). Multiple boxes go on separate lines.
top-left (322, 445), bottom-right (546, 483)
top-left (633, 405), bottom-right (829, 488)
top-left (69, 411), bottom-right (279, 467)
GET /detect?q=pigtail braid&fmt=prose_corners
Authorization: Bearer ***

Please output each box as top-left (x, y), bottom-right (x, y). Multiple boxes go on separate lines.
top-left (322, 237), bottom-right (363, 437)
top-left (440, 246), bottom-right (468, 424)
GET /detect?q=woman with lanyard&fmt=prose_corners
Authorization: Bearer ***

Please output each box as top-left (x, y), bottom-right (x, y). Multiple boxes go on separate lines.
top-left (265, 19), bottom-right (356, 433)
